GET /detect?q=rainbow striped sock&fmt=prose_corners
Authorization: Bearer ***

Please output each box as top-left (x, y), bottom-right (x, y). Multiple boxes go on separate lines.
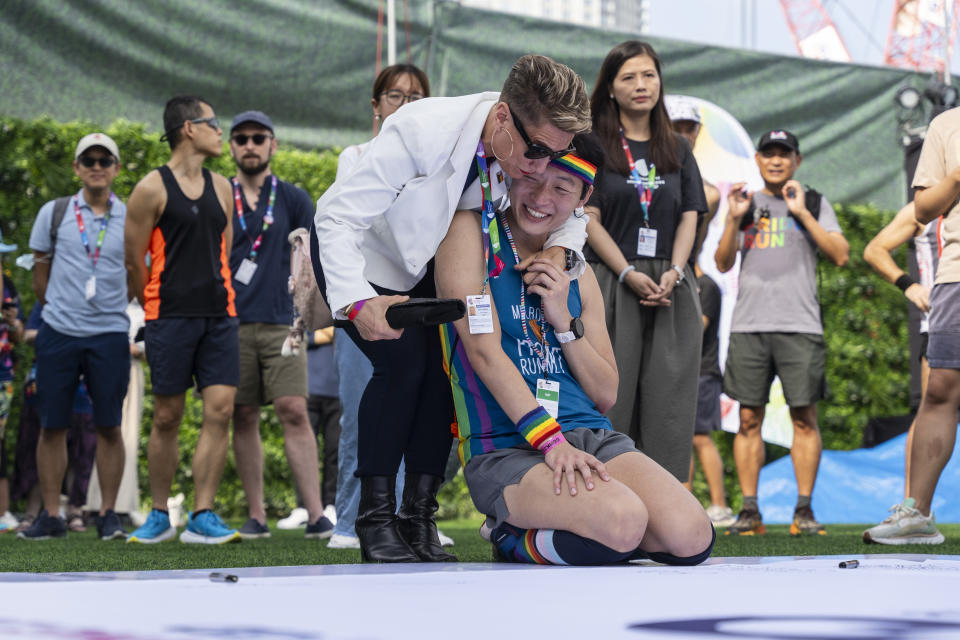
top-left (491, 523), bottom-right (633, 566)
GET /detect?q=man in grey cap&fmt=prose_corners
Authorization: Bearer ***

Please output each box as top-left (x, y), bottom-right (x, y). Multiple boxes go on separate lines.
top-left (20, 132), bottom-right (130, 541)
top-left (227, 110), bottom-right (334, 540)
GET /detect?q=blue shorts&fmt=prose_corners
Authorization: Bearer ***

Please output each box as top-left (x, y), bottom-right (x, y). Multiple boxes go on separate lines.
top-left (35, 325), bottom-right (130, 429)
top-left (145, 317), bottom-right (239, 395)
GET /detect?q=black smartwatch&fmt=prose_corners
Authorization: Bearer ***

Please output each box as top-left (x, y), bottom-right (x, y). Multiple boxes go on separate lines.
top-left (556, 316), bottom-right (584, 344)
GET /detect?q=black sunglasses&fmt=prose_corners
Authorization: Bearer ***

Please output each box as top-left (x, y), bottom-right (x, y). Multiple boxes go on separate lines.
top-left (231, 133), bottom-right (273, 146)
top-left (510, 110), bottom-right (575, 160)
top-left (189, 116), bottom-right (220, 131)
top-left (79, 156), bottom-right (116, 168)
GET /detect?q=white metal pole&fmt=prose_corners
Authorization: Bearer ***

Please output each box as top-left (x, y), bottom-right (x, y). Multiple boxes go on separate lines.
top-left (387, 0), bottom-right (397, 66)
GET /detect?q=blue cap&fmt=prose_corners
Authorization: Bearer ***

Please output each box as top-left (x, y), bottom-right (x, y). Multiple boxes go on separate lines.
top-left (231, 110), bottom-right (274, 134)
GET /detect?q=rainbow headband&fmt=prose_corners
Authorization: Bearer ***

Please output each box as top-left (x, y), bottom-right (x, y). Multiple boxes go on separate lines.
top-left (550, 152), bottom-right (596, 186)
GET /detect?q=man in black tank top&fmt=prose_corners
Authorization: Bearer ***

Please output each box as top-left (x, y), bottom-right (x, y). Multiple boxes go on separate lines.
top-left (124, 96), bottom-right (241, 545)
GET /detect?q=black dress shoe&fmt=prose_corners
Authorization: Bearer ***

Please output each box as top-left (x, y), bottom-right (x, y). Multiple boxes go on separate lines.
top-left (397, 473), bottom-right (457, 562)
top-left (355, 475), bottom-right (419, 563)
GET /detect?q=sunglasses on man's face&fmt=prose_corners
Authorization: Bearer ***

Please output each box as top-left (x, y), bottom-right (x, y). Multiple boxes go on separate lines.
top-left (231, 133), bottom-right (273, 146)
top-left (510, 110), bottom-right (575, 160)
top-left (189, 116), bottom-right (220, 131)
top-left (79, 156), bottom-right (116, 169)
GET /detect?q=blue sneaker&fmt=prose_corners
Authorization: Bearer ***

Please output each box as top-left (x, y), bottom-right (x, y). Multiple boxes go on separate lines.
top-left (180, 511), bottom-right (241, 545)
top-left (127, 509), bottom-right (176, 544)
top-left (16, 509), bottom-right (66, 540)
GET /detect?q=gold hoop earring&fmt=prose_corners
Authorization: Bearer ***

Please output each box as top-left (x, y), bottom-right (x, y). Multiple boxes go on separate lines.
top-left (491, 126), bottom-right (514, 162)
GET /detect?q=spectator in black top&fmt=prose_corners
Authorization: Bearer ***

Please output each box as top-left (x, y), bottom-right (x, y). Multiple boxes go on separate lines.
top-left (584, 40), bottom-right (708, 481)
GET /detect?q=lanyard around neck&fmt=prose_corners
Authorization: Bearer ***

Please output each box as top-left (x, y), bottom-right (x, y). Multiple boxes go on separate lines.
top-left (73, 193), bottom-right (114, 269)
top-left (619, 128), bottom-right (654, 228)
top-left (233, 175), bottom-right (277, 260)
top-left (476, 141), bottom-right (505, 292)
top-left (500, 211), bottom-right (550, 377)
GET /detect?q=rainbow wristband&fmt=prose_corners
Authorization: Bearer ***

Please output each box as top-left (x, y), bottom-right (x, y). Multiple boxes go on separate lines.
top-left (347, 299), bottom-right (367, 322)
top-left (517, 406), bottom-right (562, 450)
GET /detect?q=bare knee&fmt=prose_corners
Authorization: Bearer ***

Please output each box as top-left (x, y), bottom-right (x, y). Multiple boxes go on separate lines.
top-left (96, 426), bottom-right (122, 445)
top-left (601, 502), bottom-right (648, 553)
top-left (233, 404), bottom-right (260, 434)
top-left (790, 405), bottom-right (819, 433)
top-left (668, 510), bottom-right (715, 559)
top-left (153, 398), bottom-right (185, 433)
top-left (203, 398), bottom-right (234, 429)
top-left (273, 396), bottom-right (309, 429)
top-left (924, 372), bottom-right (960, 407)
top-left (738, 408), bottom-right (762, 435)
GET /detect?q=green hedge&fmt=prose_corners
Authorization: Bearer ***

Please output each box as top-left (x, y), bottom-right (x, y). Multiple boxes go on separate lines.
top-left (0, 116), bottom-right (915, 518)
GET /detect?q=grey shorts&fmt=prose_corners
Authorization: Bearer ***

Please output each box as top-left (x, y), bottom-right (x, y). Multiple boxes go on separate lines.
top-left (927, 283), bottom-right (960, 369)
top-left (694, 375), bottom-right (722, 435)
top-left (463, 427), bottom-right (636, 529)
top-left (723, 332), bottom-right (826, 408)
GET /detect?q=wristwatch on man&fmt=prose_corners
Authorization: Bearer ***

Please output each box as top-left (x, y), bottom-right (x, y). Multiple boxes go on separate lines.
top-left (556, 316), bottom-right (584, 344)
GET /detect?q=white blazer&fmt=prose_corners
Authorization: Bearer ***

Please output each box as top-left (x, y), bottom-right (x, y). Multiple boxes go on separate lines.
top-left (315, 92), bottom-right (587, 313)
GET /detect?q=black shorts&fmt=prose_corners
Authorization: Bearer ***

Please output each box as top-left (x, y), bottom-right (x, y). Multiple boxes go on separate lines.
top-left (694, 375), bottom-right (722, 435)
top-left (145, 316), bottom-right (239, 395)
top-left (35, 325), bottom-right (130, 429)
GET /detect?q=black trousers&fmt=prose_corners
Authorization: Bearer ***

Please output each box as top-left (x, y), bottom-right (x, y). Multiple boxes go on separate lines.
top-left (311, 226), bottom-right (454, 478)
top-left (306, 394), bottom-right (341, 507)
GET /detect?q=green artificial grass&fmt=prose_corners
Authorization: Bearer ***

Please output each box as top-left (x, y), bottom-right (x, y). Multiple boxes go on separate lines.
top-left (1, 518), bottom-right (958, 574)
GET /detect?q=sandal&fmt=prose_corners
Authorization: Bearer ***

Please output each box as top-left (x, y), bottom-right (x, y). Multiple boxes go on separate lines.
top-left (67, 513), bottom-right (87, 533)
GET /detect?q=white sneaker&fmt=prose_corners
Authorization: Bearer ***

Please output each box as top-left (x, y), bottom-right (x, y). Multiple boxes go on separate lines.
top-left (706, 505), bottom-right (737, 527)
top-left (478, 518), bottom-right (493, 541)
top-left (323, 504), bottom-right (337, 526)
top-left (327, 533), bottom-right (361, 549)
top-left (437, 528), bottom-right (455, 547)
top-left (0, 511), bottom-right (19, 530)
top-left (863, 498), bottom-right (945, 545)
top-left (278, 507), bottom-right (309, 530)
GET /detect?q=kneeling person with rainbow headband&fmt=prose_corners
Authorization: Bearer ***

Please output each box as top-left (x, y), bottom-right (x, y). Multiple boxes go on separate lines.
top-left (435, 135), bottom-right (714, 565)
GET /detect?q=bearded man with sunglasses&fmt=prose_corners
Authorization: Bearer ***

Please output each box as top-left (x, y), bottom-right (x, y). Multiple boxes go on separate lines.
top-left (21, 133), bottom-right (130, 541)
top-left (225, 111), bottom-right (334, 541)
top-left (125, 96), bottom-right (241, 545)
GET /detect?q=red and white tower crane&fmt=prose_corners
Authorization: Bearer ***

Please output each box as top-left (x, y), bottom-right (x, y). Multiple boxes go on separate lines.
top-left (884, 0), bottom-right (960, 74)
top-left (779, 0), bottom-right (852, 62)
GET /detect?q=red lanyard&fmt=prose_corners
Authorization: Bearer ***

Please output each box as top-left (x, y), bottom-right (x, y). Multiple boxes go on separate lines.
top-left (619, 128), bottom-right (653, 227)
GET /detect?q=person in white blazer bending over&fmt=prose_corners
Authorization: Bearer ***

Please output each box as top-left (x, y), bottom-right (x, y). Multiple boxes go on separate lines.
top-left (312, 54), bottom-right (592, 563)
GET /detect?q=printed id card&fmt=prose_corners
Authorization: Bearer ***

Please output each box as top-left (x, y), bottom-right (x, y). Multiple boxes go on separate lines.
top-left (637, 227), bottom-right (657, 257)
top-left (235, 258), bottom-right (258, 285)
top-left (466, 294), bottom-right (494, 334)
top-left (85, 275), bottom-right (96, 301)
top-left (535, 378), bottom-right (560, 418)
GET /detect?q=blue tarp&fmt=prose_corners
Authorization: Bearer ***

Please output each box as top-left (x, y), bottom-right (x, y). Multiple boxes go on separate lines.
top-left (758, 429), bottom-right (960, 524)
